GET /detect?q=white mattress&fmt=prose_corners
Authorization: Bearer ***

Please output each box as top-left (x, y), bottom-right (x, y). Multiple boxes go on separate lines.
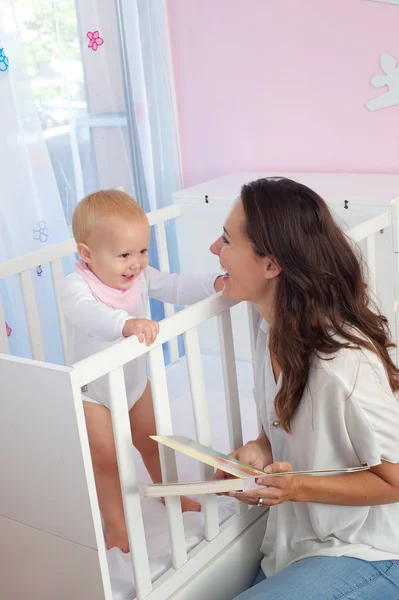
top-left (107, 354), bottom-right (258, 599)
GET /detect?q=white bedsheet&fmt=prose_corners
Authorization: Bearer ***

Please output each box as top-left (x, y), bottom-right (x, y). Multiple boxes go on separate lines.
top-left (108, 354), bottom-right (258, 599)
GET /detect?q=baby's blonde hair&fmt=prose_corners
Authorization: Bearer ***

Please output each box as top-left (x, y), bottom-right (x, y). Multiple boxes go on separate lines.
top-left (72, 189), bottom-right (147, 244)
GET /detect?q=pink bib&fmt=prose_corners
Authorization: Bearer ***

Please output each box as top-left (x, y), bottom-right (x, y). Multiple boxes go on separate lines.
top-left (75, 259), bottom-right (143, 314)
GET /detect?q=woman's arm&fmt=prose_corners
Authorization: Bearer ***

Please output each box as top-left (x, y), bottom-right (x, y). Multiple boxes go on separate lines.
top-left (294, 460), bottom-right (399, 506)
top-left (231, 460), bottom-right (399, 507)
top-left (145, 266), bottom-right (221, 305)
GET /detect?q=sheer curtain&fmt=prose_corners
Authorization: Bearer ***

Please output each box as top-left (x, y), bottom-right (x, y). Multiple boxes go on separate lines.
top-left (0, 1), bottom-right (70, 361)
top-left (1, 0), bottom-right (183, 363)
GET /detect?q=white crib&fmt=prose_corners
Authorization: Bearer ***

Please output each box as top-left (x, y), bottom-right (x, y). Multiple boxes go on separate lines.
top-left (0, 191), bottom-right (398, 600)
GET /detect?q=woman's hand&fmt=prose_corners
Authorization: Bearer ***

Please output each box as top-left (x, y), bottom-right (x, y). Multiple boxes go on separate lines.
top-left (213, 276), bottom-right (224, 293)
top-left (214, 440), bottom-right (271, 482)
top-left (230, 461), bottom-right (300, 506)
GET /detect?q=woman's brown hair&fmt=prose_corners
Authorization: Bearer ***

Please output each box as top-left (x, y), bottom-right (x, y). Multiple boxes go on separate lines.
top-left (241, 177), bottom-right (399, 433)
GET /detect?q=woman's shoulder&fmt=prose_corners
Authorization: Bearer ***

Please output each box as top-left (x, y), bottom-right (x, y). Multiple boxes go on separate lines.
top-left (313, 343), bottom-right (395, 402)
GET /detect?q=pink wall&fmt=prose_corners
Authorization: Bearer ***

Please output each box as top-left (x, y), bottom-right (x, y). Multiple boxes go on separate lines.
top-left (167, 0), bottom-right (399, 187)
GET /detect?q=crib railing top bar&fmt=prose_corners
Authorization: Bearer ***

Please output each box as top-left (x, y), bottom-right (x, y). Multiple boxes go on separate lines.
top-left (0, 238), bottom-right (77, 280)
top-left (72, 294), bottom-right (239, 387)
top-left (0, 351), bottom-right (73, 371)
top-left (149, 203), bottom-right (182, 224)
top-left (0, 204), bottom-right (182, 280)
top-left (347, 211), bottom-right (389, 243)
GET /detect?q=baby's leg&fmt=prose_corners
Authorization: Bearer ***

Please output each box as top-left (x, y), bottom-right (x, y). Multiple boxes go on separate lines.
top-left (129, 380), bottom-right (201, 513)
top-left (83, 401), bottom-right (129, 553)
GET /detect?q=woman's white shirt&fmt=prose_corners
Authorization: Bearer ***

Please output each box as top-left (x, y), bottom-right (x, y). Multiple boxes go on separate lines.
top-left (252, 316), bottom-right (399, 577)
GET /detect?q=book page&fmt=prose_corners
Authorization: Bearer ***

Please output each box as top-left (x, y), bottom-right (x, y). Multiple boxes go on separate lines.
top-left (150, 435), bottom-right (265, 478)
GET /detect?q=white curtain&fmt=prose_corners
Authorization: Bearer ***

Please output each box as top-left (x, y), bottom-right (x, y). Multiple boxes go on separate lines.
top-left (0, 0), bottom-right (183, 364)
top-left (0, 0), bottom-right (70, 361)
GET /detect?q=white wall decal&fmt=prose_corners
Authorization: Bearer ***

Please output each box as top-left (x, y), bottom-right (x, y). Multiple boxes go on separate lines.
top-left (366, 54), bottom-right (399, 111)
top-left (369, 0), bottom-right (399, 5)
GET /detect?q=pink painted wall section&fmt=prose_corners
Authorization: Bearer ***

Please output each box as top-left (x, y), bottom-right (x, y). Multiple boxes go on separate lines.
top-left (167, 0), bottom-right (399, 187)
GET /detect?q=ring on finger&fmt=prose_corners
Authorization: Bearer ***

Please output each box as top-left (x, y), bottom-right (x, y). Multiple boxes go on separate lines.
top-left (256, 497), bottom-right (263, 507)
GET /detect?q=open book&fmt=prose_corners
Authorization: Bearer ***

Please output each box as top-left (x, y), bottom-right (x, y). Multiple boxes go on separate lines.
top-left (143, 435), bottom-right (369, 498)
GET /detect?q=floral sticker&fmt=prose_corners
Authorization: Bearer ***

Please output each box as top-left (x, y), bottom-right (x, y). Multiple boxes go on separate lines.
top-left (5, 322), bottom-right (11, 337)
top-left (87, 31), bottom-right (104, 52)
top-left (367, 54), bottom-right (399, 111)
top-left (33, 221), bottom-right (49, 243)
top-left (37, 265), bottom-right (43, 277)
top-left (0, 48), bottom-right (9, 72)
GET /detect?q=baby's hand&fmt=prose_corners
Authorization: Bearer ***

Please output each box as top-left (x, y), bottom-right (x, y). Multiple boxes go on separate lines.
top-left (123, 318), bottom-right (160, 346)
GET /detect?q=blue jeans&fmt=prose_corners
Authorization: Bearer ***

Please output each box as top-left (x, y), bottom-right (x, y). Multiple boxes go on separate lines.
top-left (234, 557), bottom-right (399, 600)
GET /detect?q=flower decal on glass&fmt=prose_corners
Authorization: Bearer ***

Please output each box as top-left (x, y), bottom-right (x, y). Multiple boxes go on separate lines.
top-left (0, 48), bottom-right (9, 72)
top-left (5, 322), bottom-right (11, 337)
top-left (87, 31), bottom-right (104, 52)
top-left (366, 54), bottom-right (399, 111)
top-left (37, 265), bottom-right (43, 277)
top-left (33, 221), bottom-right (49, 243)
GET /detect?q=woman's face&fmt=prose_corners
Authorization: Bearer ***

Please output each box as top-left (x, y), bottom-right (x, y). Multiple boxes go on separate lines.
top-left (210, 199), bottom-right (276, 303)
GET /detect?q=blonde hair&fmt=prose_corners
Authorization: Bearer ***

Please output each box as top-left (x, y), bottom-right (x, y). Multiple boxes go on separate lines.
top-left (72, 190), bottom-right (147, 244)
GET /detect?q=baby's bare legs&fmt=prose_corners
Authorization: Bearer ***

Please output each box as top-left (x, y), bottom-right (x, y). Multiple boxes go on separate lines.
top-left (83, 401), bottom-right (129, 553)
top-left (84, 381), bottom-right (201, 554)
top-left (130, 379), bottom-right (201, 513)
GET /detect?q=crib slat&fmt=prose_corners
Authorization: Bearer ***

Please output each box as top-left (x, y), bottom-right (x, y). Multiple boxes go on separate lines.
top-left (50, 259), bottom-right (67, 362)
top-left (366, 234), bottom-right (377, 297)
top-left (217, 309), bottom-right (247, 516)
top-left (145, 297), bottom-right (151, 319)
top-left (0, 297), bottom-right (10, 354)
top-left (155, 221), bottom-right (179, 364)
top-left (247, 303), bottom-right (263, 432)
top-left (217, 310), bottom-right (243, 451)
top-left (19, 270), bottom-right (45, 361)
top-left (148, 344), bottom-right (188, 568)
top-left (108, 367), bottom-right (152, 599)
top-left (184, 327), bottom-right (220, 541)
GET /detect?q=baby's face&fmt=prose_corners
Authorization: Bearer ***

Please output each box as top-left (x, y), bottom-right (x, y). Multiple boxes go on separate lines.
top-left (85, 217), bottom-right (150, 290)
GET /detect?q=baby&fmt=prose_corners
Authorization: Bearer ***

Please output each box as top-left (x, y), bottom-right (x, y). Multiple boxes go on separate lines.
top-left (61, 190), bottom-right (223, 553)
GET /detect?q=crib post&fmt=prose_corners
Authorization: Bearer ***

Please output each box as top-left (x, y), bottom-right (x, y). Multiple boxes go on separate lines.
top-left (391, 197), bottom-right (399, 365)
top-left (247, 303), bottom-right (263, 432)
top-left (217, 310), bottom-right (243, 451)
top-left (107, 367), bottom-right (153, 599)
top-left (217, 309), bottom-right (248, 516)
top-left (148, 344), bottom-right (188, 569)
top-left (184, 326), bottom-right (220, 540)
top-left (154, 220), bottom-right (180, 364)
top-left (365, 234), bottom-right (377, 298)
top-left (0, 297), bottom-right (10, 354)
top-left (50, 258), bottom-right (68, 361)
top-left (19, 270), bottom-right (45, 361)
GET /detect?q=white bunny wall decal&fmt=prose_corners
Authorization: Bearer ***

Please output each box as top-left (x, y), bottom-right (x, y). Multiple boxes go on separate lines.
top-left (366, 54), bottom-right (399, 111)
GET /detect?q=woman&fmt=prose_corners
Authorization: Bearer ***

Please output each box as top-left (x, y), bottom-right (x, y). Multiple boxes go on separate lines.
top-left (211, 177), bottom-right (399, 599)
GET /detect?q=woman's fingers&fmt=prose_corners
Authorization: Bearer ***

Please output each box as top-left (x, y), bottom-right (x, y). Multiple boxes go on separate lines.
top-left (264, 461), bottom-right (293, 474)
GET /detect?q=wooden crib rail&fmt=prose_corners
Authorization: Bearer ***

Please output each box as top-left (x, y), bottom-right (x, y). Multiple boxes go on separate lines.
top-left (72, 294), bottom-right (237, 387)
top-left (71, 292), bottom-right (248, 599)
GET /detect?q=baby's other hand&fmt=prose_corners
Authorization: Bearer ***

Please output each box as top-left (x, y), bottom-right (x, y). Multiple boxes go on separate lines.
top-left (123, 318), bottom-right (159, 346)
